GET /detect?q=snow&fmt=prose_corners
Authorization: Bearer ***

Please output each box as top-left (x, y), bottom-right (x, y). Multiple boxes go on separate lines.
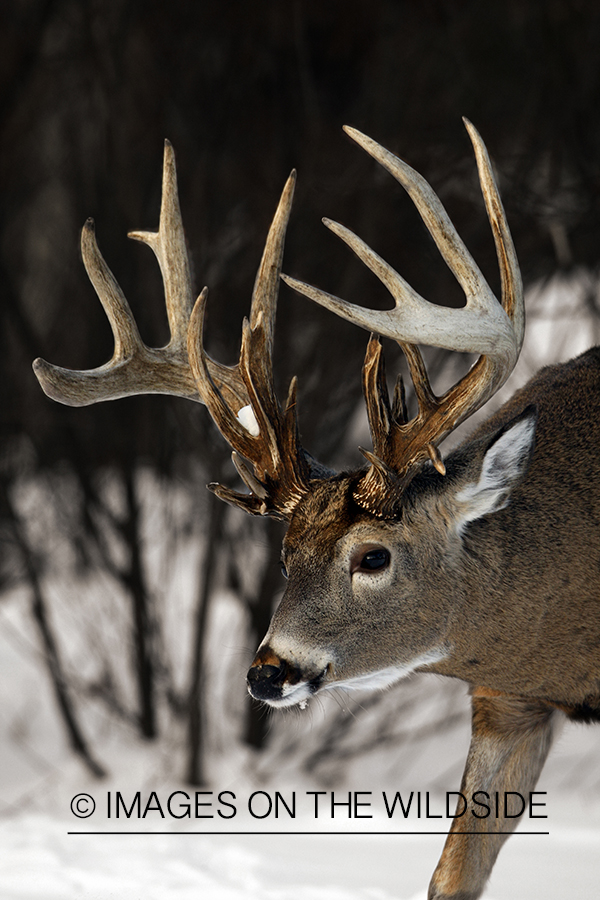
top-left (1, 797), bottom-right (600, 899)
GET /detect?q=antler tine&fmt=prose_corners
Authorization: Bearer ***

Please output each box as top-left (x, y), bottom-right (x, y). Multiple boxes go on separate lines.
top-left (128, 139), bottom-right (193, 353)
top-left (242, 168), bottom-right (298, 417)
top-left (190, 170), bottom-right (299, 422)
top-left (188, 170), bottom-right (310, 519)
top-left (461, 117), bottom-right (524, 344)
top-left (188, 170), bottom-right (297, 443)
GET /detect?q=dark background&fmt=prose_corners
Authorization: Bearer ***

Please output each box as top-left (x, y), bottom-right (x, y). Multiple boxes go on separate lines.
top-left (3, 0), bottom-right (600, 469)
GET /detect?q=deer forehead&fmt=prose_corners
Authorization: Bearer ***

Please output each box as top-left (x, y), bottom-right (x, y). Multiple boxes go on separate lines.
top-left (283, 476), bottom-right (391, 553)
top-left (282, 474), bottom-right (449, 568)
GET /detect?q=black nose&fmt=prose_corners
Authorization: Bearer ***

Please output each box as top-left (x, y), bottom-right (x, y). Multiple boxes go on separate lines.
top-left (247, 660), bottom-right (288, 701)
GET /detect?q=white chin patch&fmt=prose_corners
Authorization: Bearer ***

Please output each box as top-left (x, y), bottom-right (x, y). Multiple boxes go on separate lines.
top-left (260, 681), bottom-right (314, 709)
top-left (328, 648), bottom-right (448, 694)
top-left (263, 647), bottom-right (448, 709)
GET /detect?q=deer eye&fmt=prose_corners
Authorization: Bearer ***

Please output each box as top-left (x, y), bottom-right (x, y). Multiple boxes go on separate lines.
top-left (280, 562), bottom-right (289, 579)
top-left (352, 547), bottom-right (391, 574)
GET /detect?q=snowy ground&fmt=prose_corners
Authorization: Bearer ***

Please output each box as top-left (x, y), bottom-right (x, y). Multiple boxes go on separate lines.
top-left (1, 792), bottom-right (600, 899)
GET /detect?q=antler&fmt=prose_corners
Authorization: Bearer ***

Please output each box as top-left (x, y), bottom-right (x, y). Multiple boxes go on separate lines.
top-left (282, 119), bottom-right (524, 516)
top-left (33, 124), bottom-right (523, 522)
top-left (33, 140), bottom-right (313, 519)
top-left (187, 170), bottom-right (314, 519)
top-left (33, 141), bottom-right (254, 413)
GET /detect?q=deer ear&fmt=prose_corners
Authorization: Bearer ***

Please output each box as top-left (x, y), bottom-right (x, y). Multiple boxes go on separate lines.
top-left (453, 406), bottom-right (537, 529)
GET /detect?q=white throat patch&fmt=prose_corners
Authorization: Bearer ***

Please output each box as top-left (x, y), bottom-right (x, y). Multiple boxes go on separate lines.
top-left (324, 646), bottom-right (449, 695)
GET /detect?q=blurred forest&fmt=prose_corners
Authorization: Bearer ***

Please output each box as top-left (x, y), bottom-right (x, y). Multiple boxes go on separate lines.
top-left (1, 0), bottom-right (600, 789)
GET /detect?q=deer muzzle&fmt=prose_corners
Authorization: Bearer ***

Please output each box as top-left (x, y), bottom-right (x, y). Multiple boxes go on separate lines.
top-left (247, 647), bottom-right (328, 707)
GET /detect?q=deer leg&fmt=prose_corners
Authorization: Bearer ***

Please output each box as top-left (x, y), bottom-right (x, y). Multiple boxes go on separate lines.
top-left (428, 689), bottom-right (559, 900)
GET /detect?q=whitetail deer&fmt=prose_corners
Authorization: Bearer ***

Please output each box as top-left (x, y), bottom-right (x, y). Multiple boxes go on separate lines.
top-left (34, 121), bottom-right (600, 900)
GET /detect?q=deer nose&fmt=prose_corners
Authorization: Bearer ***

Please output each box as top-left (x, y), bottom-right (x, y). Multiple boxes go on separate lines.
top-left (246, 658), bottom-right (289, 702)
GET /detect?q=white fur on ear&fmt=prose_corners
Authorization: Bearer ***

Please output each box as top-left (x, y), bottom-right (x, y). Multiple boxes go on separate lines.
top-left (455, 415), bottom-right (536, 529)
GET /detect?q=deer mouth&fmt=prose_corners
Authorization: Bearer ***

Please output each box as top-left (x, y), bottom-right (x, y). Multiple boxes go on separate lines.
top-left (246, 658), bottom-right (328, 707)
